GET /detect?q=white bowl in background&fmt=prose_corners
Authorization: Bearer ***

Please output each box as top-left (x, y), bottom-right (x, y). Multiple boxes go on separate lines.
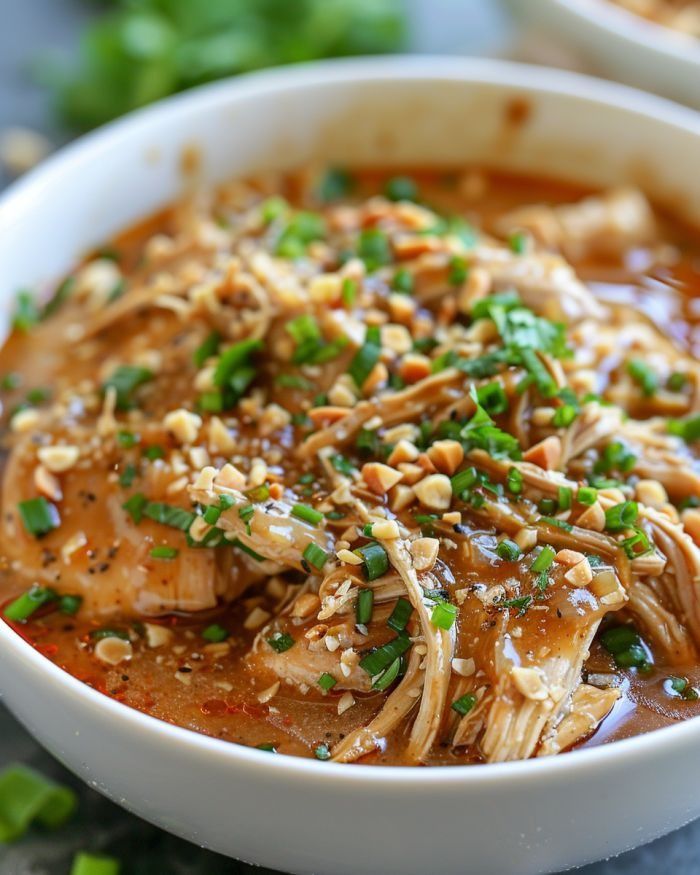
top-left (2, 57), bottom-right (700, 875)
top-left (507, 0), bottom-right (700, 108)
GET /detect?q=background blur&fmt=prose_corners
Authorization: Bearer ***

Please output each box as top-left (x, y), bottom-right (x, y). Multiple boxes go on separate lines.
top-left (1, 2), bottom-right (699, 874)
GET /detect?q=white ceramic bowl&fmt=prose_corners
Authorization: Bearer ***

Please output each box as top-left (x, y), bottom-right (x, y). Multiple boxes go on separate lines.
top-left (508, 0), bottom-right (700, 108)
top-left (3, 57), bottom-right (700, 875)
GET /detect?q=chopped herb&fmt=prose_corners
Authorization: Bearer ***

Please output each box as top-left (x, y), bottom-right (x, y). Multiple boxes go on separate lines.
top-left (193, 331), bottom-right (221, 368)
top-left (667, 372), bottom-right (687, 393)
top-left (59, 594), bottom-right (83, 616)
top-left (3, 585), bottom-right (57, 622)
top-left (341, 277), bottom-right (357, 308)
top-left (349, 324), bottom-right (382, 389)
top-left (12, 290), bottom-right (40, 332)
top-left (90, 628), bottom-right (130, 641)
top-left (354, 541), bottom-right (389, 580)
top-left (276, 211), bottom-right (326, 258)
top-left (314, 743), bottom-right (331, 761)
top-left (267, 632), bottom-right (294, 653)
top-left (318, 672), bottom-right (337, 692)
top-left (203, 505), bottom-right (223, 526)
top-left (359, 632), bottom-right (412, 676)
top-left (302, 542), bottom-right (328, 570)
top-left (508, 230), bottom-right (528, 254)
top-left (539, 516), bottom-right (573, 532)
top-left (292, 503), bottom-right (324, 526)
top-left (373, 656), bottom-right (402, 691)
top-left (476, 381), bottom-right (509, 416)
top-left (149, 545), bottom-right (179, 560)
top-left (387, 597), bottom-right (413, 633)
top-left (664, 676), bottom-right (699, 701)
top-left (552, 404), bottom-right (577, 428)
top-left (42, 276), bottom-right (76, 320)
top-left (213, 338), bottom-right (262, 403)
top-left (202, 624), bottom-right (228, 643)
top-left (260, 196), bottom-right (288, 224)
top-left (451, 693), bottom-right (477, 716)
top-left (496, 539), bottom-right (521, 561)
top-left (667, 414), bottom-right (700, 444)
top-left (594, 441), bottom-right (637, 475)
top-left (627, 358), bottom-right (658, 397)
top-left (122, 493), bottom-right (147, 523)
top-left (143, 445), bottom-right (164, 461)
top-left (600, 624), bottom-right (651, 670)
top-left (430, 599), bottom-right (458, 630)
top-left (620, 528), bottom-right (651, 559)
top-left (558, 486), bottom-right (573, 511)
top-left (25, 387), bottom-right (51, 405)
top-left (577, 486), bottom-right (598, 506)
top-left (102, 365), bottom-right (153, 410)
top-left (256, 743), bottom-right (277, 753)
top-left (604, 500), bottom-right (638, 532)
top-left (448, 255), bottom-right (468, 286)
top-left (391, 267), bottom-right (414, 294)
top-left (317, 168), bottom-right (354, 203)
top-left (531, 545), bottom-right (555, 574)
top-left (331, 454), bottom-right (355, 476)
top-left (143, 502), bottom-right (195, 531)
top-left (70, 852), bottom-right (120, 875)
top-left (117, 430), bottom-right (138, 448)
top-left (0, 764), bottom-right (76, 843)
top-left (384, 175), bottom-right (418, 202)
top-left (501, 595), bottom-right (532, 616)
top-left (18, 497), bottom-right (60, 538)
top-left (506, 467), bottom-right (523, 495)
top-left (357, 228), bottom-right (391, 272)
top-left (0, 372), bottom-right (20, 391)
top-left (356, 588), bottom-right (374, 626)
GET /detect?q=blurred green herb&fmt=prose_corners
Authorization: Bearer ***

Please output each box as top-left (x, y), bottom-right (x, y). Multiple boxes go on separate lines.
top-left (43, 0), bottom-right (407, 130)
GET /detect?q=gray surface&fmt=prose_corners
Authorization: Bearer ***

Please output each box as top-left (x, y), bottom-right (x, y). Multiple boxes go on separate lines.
top-left (0, 1), bottom-right (698, 873)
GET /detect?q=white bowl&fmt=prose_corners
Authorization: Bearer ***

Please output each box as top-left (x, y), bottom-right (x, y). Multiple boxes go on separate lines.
top-left (508, 0), bottom-right (700, 108)
top-left (2, 57), bottom-right (700, 875)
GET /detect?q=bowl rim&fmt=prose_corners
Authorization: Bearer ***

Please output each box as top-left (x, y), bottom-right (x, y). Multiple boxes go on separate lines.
top-left (539, 0), bottom-right (700, 67)
top-left (2, 54), bottom-right (700, 785)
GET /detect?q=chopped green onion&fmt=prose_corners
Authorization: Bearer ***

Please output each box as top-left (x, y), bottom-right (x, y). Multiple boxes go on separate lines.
top-left (448, 255), bottom-right (468, 286)
top-left (317, 168), bottom-right (354, 203)
top-left (667, 414), bottom-right (700, 444)
top-left (331, 454), bottom-right (354, 476)
top-left (18, 497), bottom-right (60, 538)
top-left (0, 372), bottom-right (20, 391)
top-left (667, 372), bottom-right (687, 393)
top-left (538, 498), bottom-right (557, 515)
top-left (314, 743), bottom-right (331, 760)
top-left (90, 628), bottom-right (130, 641)
top-left (600, 624), bottom-right (650, 670)
top-left (122, 493), bottom-right (147, 523)
top-left (267, 632), bottom-right (294, 653)
top-left (539, 516), bottom-right (573, 532)
top-left (387, 597), bottom-right (413, 633)
top-left (354, 541), bottom-right (389, 580)
top-left (117, 430), bottom-right (138, 448)
top-left (194, 331), bottom-right (221, 368)
top-left (149, 545), bottom-right (178, 560)
top-left (291, 503), bottom-right (324, 526)
top-left (302, 543), bottom-right (328, 570)
top-left (12, 290), bottom-right (40, 332)
top-left (349, 325), bottom-right (382, 389)
top-left (202, 624), bottom-right (228, 643)
top-left (59, 594), bottom-right (83, 616)
top-left (102, 365), bottom-right (153, 410)
top-left (391, 268), bottom-right (414, 294)
top-left (508, 230), bottom-right (528, 254)
top-left (506, 467), bottom-right (523, 495)
top-left (476, 381), bottom-right (508, 416)
top-left (430, 599), bottom-right (458, 630)
top-left (143, 502), bottom-right (195, 531)
top-left (341, 277), bottom-right (357, 308)
top-left (3, 585), bottom-right (57, 622)
top-left (531, 545), bottom-right (555, 574)
top-left (276, 211), bottom-right (326, 257)
top-left (203, 505), bottom-right (222, 526)
top-left (260, 196), bottom-right (288, 224)
top-left (577, 486), bottom-right (598, 506)
top-left (359, 633), bottom-right (412, 676)
top-left (318, 672), bottom-right (337, 692)
top-left (552, 404), bottom-right (577, 428)
top-left (501, 595), bottom-right (532, 616)
top-left (373, 656), bottom-right (402, 691)
top-left (496, 539), bottom-right (521, 561)
top-left (558, 486), bottom-right (573, 511)
top-left (604, 501), bottom-right (638, 532)
top-left (143, 445), bottom-right (164, 461)
top-left (355, 588), bottom-right (374, 626)
top-left (357, 229), bottom-right (391, 272)
top-left (451, 466), bottom-right (479, 497)
top-left (620, 528), bottom-right (651, 559)
top-left (0, 764), bottom-right (77, 843)
top-left (451, 693), bottom-right (477, 716)
top-left (256, 743), bottom-right (277, 753)
top-left (70, 852), bottom-right (121, 875)
top-left (214, 338), bottom-right (262, 391)
top-left (627, 358), bottom-right (658, 397)
top-left (594, 441), bottom-right (637, 475)
top-left (384, 175), bottom-right (418, 202)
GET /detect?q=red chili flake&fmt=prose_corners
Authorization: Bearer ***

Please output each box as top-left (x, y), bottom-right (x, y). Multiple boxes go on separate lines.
top-left (201, 699), bottom-right (227, 717)
top-left (36, 643), bottom-right (58, 658)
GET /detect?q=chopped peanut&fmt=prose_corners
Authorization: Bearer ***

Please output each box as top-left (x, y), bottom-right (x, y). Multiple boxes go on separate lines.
top-left (362, 462), bottom-right (403, 495)
top-left (413, 473), bottom-right (452, 510)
